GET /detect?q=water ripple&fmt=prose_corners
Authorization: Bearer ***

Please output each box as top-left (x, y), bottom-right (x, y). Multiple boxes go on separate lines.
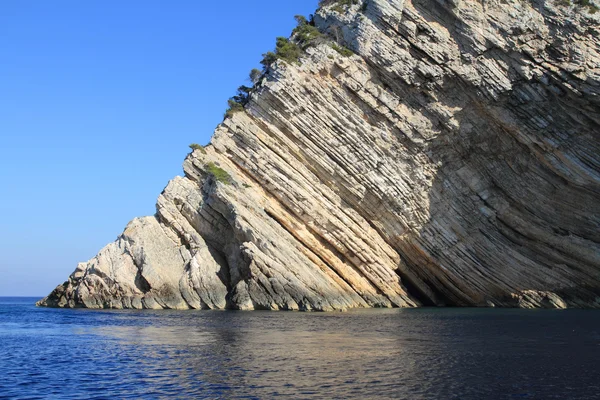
top-left (1, 299), bottom-right (599, 399)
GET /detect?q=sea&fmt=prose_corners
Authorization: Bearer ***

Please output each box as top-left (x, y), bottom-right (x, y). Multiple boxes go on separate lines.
top-left (1, 297), bottom-right (599, 399)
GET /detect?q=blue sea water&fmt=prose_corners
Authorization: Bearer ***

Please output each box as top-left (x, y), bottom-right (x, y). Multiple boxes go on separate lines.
top-left (1, 297), bottom-right (599, 399)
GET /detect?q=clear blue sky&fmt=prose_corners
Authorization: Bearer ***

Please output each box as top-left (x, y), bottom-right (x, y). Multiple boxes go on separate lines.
top-left (0, 0), bottom-right (319, 297)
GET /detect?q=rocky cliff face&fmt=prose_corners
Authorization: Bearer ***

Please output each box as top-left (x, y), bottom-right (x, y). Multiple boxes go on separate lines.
top-left (38, 0), bottom-right (600, 310)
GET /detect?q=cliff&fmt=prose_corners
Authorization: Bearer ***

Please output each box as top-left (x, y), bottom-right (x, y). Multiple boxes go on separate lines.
top-left (38, 0), bottom-right (600, 310)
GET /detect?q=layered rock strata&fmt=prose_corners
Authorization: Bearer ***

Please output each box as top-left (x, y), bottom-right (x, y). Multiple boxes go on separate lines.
top-left (39, 0), bottom-right (600, 310)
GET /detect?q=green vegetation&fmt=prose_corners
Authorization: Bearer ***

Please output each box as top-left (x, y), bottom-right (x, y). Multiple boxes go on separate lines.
top-left (292, 15), bottom-right (322, 49)
top-left (205, 162), bottom-right (232, 185)
top-left (189, 143), bottom-right (206, 154)
top-left (577, 0), bottom-right (600, 12)
top-left (260, 14), bottom-right (321, 69)
top-left (318, 0), bottom-right (365, 13)
top-left (331, 43), bottom-right (354, 57)
top-left (275, 36), bottom-right (302, 63)
top-left (224, 85), bottom-right (251, 118)
top-left (294, 15), bottom-right (308, 25)
top-left (223, 14), bottom-right (326, 120)
top-left (260, 51), bottom-right (278, 68)
top-left (224, 99), bottom-right (243, 118)
top-left (224, 12), bottom-right (347, 120)
top-left (330, 0), bottom-right (360, 13)
top-left (559, 0), bottom-right (599, 12)
top-left (242, 183), bottom-right (252, 188)
top-left (261, 37), bottom-right (302, 66)
top-left (231, 85), bottom-right (252, 105)
top-left (249, 68), bottom-right (262, 84)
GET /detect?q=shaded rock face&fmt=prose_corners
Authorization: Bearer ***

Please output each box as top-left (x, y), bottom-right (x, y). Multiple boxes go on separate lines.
top-left (38, 0), bottom-right (600, 310)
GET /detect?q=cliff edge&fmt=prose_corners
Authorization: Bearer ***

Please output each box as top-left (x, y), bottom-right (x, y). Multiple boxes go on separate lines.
top-left (39, 0), bottom-right (600, 310)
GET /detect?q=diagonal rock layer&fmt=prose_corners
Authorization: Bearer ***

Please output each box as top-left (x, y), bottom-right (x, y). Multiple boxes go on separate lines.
top-left (39, 0), bottom-right (600, 310)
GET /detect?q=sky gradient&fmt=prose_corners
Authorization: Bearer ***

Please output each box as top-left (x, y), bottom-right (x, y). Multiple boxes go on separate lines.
top-left (0, 0), bottom-right (319, 296)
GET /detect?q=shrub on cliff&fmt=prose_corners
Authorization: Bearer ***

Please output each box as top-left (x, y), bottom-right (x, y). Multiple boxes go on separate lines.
top-left (320, 0), bottom-right (360, 13)
top-left (189, 143), bottom-right (206, 154)
top-left (224, 85), bottom-right (252, 118)
top-left (205, 162), bottom-right (232, 185)
top-left (260, 51), bottom-right (277, 68)
top-left (560, 0), bottom-right (599, 12)
top-left (231, 85), bottom-right (252, 105)
top-left (260, 37), bottom-right (301, 67)
top-left (250, 68), bottom-right (262, 84)
top-left (224, 100), bottom-right (243, 118)
top-left (260, 36), bottom-right (315, 70)
top-left (577, 0), bottom-right (599, 12)
top-left (259, 14), bottom-right (322, 71)
top-left (331, 43), bottom-right (354, 57)
top-left (294, 15), bottom-right (308, 25)
top-left (274, 37), bottom-right (302, 64)
top-left (292, 16), bottom-right (322, 49)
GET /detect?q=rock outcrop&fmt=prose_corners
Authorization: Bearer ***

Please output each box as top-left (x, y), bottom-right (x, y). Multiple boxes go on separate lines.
top-left (38, 0), bottom-right (600, 310)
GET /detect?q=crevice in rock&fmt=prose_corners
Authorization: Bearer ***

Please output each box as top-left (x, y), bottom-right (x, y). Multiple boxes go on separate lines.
top-left (207, 244), bottom-right (232, 292)
top-left (392, 261), bottom-right (436, 306)
top-left (134, 271), bottom-right (151, 294)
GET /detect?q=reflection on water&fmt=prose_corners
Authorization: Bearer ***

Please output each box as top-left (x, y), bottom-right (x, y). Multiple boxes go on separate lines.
top-left (1, 298), bottom-right (599, 399)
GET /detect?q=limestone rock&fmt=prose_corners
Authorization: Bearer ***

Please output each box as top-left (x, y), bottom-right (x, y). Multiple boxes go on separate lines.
top-left (512, 290), bottom-right (568, 309)
top-left (38, 0), bottom-right (600, 310)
